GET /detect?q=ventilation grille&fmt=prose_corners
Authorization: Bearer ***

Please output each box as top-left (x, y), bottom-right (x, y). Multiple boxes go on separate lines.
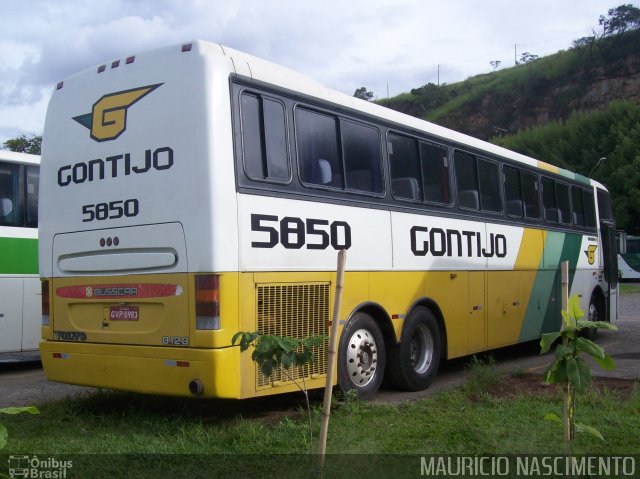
top-left (256, 283), bottom-right (329, 387)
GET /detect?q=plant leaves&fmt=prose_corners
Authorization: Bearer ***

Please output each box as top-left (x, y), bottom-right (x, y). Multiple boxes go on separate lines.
top-left (592, 353), bottom-right (616, 371)
top-left (554, 343), bottom-right (574, 360)
top-left (567, 357), bottom-right (592, 393)
top-left (568, 295), bottom-right (584, 320)
top-left (231, 331), bottom-right (243, 346)
top-left (576, 422), bottom-right (604, 441)
top-left (0, 406), bottom-right (39, 415)
top-left (578, 320), bottom-right (618, 331)
top-left (544, 412), bottom-right (562, 423)
top-left (575, 336), bottom-right (605, 360)
top-left (0, 424), bottom-right (7, 450)
top-left (540, 332), bottom-right (562, 354)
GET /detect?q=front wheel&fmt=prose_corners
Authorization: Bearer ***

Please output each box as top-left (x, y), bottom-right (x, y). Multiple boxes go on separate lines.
top-left (337, 312), bottom-right (386, 399)
top-left (583, 292), bottom-right (605, 340)
top-left (387, 306), bottom-right (442, 391)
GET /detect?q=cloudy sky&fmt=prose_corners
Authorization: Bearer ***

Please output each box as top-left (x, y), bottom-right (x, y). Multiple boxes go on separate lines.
top-left (0, 0), bottom-right (619, 145)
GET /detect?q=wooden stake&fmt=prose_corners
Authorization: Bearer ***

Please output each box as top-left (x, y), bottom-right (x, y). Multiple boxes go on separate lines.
top-left (560, 260), bottom-right (572, 446)
top-left (316, 249), bottom-right (346, 475)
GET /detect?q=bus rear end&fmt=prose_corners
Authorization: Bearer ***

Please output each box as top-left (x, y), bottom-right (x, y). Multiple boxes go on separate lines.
top-left (39, 42), bottom-right (243, 398)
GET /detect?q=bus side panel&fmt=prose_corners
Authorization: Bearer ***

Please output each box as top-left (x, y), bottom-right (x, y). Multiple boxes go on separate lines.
top-left (0, 278), bottom-right (23, 353)
top-left (21, 277), bottom-right (41, 351)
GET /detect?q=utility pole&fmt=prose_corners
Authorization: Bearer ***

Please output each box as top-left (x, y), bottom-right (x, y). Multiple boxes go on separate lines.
top-left (437, 64), bottom-right (440, 86)
top-left (514, 44), bottom-right (518, 65)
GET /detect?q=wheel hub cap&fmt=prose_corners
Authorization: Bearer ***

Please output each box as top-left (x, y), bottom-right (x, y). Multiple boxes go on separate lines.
top-left (346, 329), bottom-right (378, 387)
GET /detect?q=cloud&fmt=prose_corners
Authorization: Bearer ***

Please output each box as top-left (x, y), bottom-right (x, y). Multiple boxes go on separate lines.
top-left (0, 0), bottom-right (613, 144)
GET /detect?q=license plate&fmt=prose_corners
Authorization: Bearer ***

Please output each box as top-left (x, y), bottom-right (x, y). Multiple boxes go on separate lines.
top-left (109, 305), bottom-right (139, 321)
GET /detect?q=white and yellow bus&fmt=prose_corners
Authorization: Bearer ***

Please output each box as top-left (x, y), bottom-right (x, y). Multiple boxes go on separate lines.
top-left (0, 150), bottom-right (40, 358)
top-left (39, 41), bottom-right (618, 398)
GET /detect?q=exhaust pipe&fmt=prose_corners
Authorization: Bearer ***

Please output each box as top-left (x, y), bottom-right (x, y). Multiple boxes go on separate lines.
top-left (189, 379), bottom-right (204, 396)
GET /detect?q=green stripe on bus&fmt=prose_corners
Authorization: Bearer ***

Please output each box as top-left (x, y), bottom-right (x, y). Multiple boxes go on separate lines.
top-left (519, 231), bottom-right (583, 341)
top-left (0, 237), bottom-right (38, 274)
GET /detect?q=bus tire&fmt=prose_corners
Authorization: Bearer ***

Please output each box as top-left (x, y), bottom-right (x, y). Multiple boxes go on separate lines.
top-left (387, 306), bottom-right (441, 391)
top-left (584, 292), bottom-right (604, 340)
top-left (337, 312), bottom-right (385, 399)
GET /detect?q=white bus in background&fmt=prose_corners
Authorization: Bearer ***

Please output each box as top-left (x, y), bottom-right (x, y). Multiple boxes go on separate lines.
top-left (0, 150), bottom-right (40, 359)
top-left (617, 231), bottom-right (640, 281)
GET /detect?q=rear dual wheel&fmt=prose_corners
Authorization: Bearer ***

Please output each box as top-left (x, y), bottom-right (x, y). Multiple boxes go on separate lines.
top-left (387, 306), bottom-right (442, 391)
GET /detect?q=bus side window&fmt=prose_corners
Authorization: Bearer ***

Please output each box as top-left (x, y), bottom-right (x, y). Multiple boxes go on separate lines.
top-left (478, 159), bottom-right (502, 213)
top-left (556, 182), bottom-right (571, 225)
top-left (583, 190), bottom-right (596, 228)
top-left (504, 165), bottom-right (523, 217)
top-left (597, 188), bottom-right (613, 220)
top-left (389, 133), bottom-right (422, 201)
top-left (522, 171), bottom-right (540, 219)
top-left (0, 162), bottom-right (20, 226)
top-left (240, 93), bottom-right (290, 182)
top-left (296, 108), bottom-right (343, 188)
top-left (341, 120), bottom-right (383, 193)
top-left (542, 177), bottom-right (558, 223)
top-left (454, 151), bottom-right (479, 210)
top-left (420, 142), bottom-right (451, 204)
top-left (571, 186), bottom-right (585, 227)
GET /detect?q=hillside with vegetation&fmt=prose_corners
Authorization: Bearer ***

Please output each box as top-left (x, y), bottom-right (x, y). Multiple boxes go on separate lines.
top-left (375, 5), bottom-right (640, 233)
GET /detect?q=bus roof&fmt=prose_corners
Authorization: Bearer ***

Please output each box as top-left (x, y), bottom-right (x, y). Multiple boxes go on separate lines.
top-left (219, 42), bottom-right (600, 189)
top-left (54, 39), bottom-right (599, 189)
top-left (0, 149), bottom-right (40, 165)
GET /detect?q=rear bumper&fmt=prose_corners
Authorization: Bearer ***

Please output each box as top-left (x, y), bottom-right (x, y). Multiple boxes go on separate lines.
top-left (40, 341), bottom-right (242, 399)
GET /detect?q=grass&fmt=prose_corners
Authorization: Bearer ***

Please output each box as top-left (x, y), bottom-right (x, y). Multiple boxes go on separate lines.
top-left (2, 363), bottom-right (639, 478)
top-left (620, 282), bottom-right (640, 295)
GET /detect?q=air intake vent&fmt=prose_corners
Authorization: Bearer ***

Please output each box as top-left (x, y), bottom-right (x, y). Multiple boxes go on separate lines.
top-left (256, 283), bottom-right (330, 387)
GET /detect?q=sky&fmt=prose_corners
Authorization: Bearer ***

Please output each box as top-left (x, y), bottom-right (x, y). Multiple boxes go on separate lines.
top-left (0, 0), bottom-right (624, 145)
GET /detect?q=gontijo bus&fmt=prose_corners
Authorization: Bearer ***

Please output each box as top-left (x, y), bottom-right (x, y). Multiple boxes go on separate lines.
top-left (39, 41), bottom-right (618, 398)
top-left (0, 150), bottom-right (40, 356)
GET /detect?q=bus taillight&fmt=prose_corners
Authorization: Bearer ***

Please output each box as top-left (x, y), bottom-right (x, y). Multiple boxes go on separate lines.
top-left (195, 274), bottom-right (220, 330)
top-left (41, 280), bottom-right (50, 326)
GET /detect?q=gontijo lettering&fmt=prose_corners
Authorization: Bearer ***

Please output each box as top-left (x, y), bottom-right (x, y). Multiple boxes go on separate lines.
top-left (57, 147), bottom-right (173, 186)
top-left (411, 226), bottom-right (507, 258)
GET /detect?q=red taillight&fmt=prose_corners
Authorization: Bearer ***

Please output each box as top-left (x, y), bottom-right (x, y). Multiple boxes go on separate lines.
top-left (195, 275), bottom-right (220, 330)
top-left (41, 280), bottom-right (50, 326)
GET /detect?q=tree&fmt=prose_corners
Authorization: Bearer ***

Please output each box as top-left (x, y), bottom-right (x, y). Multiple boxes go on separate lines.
top-left (519, 52), bottom-right (538, 64)
top-left (3, 134), bottom-right (42, 154)
top-left (353, 87), bottom-right (374, 101)
top-left (592, 4), bottom-right (640, 59)
top-left (598, 4), bottom-right (640, 38)
top-left (490, 60), bottom-right (501, 71)
top-left (540, 295), bottom-right (617, 449)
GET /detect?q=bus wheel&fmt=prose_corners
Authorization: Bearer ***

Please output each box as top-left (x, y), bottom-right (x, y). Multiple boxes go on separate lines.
top-left (584, 292), bottom-right (604, 340)
top-left (388, 306), bottom-right (441, 391)
top-left (338, 312), bottom-right (385, 399)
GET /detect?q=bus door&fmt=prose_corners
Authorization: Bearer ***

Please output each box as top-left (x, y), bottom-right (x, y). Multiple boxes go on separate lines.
top-left (600, 219), bottom-right (618, 322)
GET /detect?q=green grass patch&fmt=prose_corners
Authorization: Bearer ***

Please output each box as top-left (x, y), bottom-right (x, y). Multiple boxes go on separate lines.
top-left (2, 375), bottom-right (639, 478)
top-left (620, 282), bottom-right (640, 295)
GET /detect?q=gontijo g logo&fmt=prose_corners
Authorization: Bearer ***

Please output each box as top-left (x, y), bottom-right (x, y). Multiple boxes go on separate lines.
top-left (73, 83), bottom-right (163, 142)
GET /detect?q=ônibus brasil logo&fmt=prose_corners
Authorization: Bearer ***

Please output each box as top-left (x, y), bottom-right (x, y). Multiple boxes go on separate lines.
top-left (73, 83), bottom-right (163, 142)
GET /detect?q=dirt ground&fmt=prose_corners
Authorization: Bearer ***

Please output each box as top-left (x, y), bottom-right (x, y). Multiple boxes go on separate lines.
top-left (483, 373), bottom-right (638, 401)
